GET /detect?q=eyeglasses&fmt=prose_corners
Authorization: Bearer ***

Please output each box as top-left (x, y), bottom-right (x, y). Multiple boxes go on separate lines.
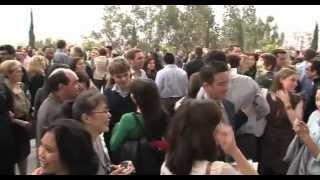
top-left (91, 110), bottom-right (109, 114)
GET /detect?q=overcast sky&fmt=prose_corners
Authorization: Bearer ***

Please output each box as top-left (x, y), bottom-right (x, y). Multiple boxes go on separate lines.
top-left (0, 5), bottom-right (319, 46)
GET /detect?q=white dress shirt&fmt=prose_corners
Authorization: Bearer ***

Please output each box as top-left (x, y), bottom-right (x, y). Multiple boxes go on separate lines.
top-left (155, 64), bottom-right (188, 98)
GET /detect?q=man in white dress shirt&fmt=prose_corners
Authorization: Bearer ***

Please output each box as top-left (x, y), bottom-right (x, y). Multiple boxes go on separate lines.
top-left (155, 53), bottom-right (188, 116)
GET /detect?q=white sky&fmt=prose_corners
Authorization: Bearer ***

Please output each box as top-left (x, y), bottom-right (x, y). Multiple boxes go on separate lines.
top-left (0, 5), bottom-right (320, 46)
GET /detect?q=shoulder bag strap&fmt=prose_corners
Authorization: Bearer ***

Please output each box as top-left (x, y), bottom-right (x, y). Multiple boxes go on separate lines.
top-left (205, 162), bottom-right (213, 175)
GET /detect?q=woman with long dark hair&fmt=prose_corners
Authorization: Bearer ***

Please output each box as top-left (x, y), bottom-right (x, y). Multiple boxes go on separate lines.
top-left (162, 99), bottom-right (257, 175)
top-left (32, 119), bottom-right (99, 175)
top-left (143, 52), bottom-right (163, 80)
top-left (110, 78), bottom-right (169, 174)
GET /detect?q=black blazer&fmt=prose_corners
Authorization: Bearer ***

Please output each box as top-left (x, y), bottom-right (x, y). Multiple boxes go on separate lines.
top-left (222, 99), bottom-right (248, 132)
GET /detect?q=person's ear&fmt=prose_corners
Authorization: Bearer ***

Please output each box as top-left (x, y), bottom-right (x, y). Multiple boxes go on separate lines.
top-left (58, 83), bottom-right (64, 91)
top-left (81, 113), bottom-right (91, 125)
top-left (130, 94), bottom-right (136, 104)
top-left (202, 82), bottom-right (210, 92)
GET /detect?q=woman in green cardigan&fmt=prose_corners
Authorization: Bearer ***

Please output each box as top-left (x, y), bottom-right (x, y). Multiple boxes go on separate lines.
top-left (110, 79), bottom-right (169, 173)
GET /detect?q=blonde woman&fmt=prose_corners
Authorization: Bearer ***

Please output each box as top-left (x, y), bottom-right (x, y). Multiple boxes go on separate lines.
top-left (27, 55), bottom-right (48, 108)
top-left (0, 60), bottom-right (32, 175)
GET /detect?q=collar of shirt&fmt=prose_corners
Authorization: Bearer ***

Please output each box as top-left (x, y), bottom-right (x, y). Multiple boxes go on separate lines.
top-left (165, 64), bottom-right (178, 68)
top-left (230, 68), bottom-right (238, 78)
top-left (111, 84), bottom-right (129, 98)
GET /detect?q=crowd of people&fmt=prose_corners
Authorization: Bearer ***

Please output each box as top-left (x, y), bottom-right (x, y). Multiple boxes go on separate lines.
top-left (0, 40), bottom-right (320, 175)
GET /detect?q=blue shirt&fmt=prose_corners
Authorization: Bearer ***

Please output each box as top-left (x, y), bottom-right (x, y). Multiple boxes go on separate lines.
top-left (53, 49), bottom-right (72, 65)
top-left (306, 110), bottom-right (320, 174)
top-left (155, 64), bottom-right (188, 98)
top-left (296, 61), bottom-right (313, 102)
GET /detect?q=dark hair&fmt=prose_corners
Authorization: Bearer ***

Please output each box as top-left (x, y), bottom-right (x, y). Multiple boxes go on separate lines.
top-left (71, 47), bottom-right (84, 58)
top-left (261, 53), bottom-right (277, 71)
top-left (272, 49), bottom-right (287, 57)
top-left (106, 46), bottom-right (113, 51)
top-left (188, 72), bottom-right (202, 98)
top-left (246, 53), bottom-right (259, 61)
top-left (41, 119), bottom-right (99, 175)
top-left (76, 71), bottom-right (90, 89)
top-left (70, 57), bottom-right (84, 72)
top-left (72, 89), bottom-right (106, 122)
top-left (163, 53), bottom-right (175, 64)
top-left (0, 44), bottom-right (16, 56)
top-left (47, 70), bottom-right (70, 93)
top-left (56, 40), bottom-right (67, 49)
top-left (310, 60), bottom-right (320, 76)
top-left (195, 47), bottom-right (203, 57)
top-left (129, 79), bottom-right (168, 140)
top-left (227, 54), bottom-right (241, 68)
top-left (166, 99), bottom-right (222, 174)
top-left (42, 46), bottom-right (54, 52)
top-left (143, 56), bottom-right (163, 72)
top-left (200, 61), bottom-right (229, 84)
top-left (98, 48), bottom-right (107, 56)
top-left (126, 48), bottom-right (143, 61)
top-left (204, 50), bottom-right (227, 64)
top-left (228, 44), bottom-right (240, 52)
top-left (304, 48), bottom-right (317, 61)
top-left (151, 52), bottom-right (163, 68)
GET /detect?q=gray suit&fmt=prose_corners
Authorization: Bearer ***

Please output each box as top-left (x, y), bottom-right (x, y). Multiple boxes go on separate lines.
top-left (36, 94), bottom-right (63, 146)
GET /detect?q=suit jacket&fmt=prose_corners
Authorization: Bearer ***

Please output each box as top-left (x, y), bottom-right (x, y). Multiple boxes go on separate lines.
top-left (196, 87), bottom-right (247, 132)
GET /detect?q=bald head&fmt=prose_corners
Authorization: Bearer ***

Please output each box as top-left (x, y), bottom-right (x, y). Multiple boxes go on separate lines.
top-left (48, 68), bottom-right (79, 100)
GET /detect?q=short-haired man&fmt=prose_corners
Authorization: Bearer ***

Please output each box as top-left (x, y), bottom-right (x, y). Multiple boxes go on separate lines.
top-left (155, 53), bottom-right (188, 116)
top-left (228, 44), bottom-right (242, 56)
top-left (255, 53), bottom-right (277, 89)
top-left (197, 61), bottom-right (247, 131)
top-left (272, 49), bottom-right (288, 72)
top-left (52, 40), bottom-right (72, 65)
top-left (103, 58), bottom-right (136, 150)
top-left (296, 48), bottom-right (317, 104)
top-left (36, 68), bottom-right (79, 146)
top-left (197, 61), bottom-right (249, 162)
top-left (43, 46), bottom-right (55, 66)
top-left (304, 59), bottom-right (320, 121)
top-left (184, 46), bottom-right (204, 78)
top-left (0, 45), bottom-right (16, 63)
top-left (126, 48), bottom-right (148, 79)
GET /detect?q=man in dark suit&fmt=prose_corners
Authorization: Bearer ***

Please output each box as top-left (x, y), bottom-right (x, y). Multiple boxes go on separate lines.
top-left (198, 61), bottom-right (247, 131)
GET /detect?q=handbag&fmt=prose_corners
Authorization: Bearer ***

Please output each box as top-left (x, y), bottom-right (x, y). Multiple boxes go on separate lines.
top-left (117, 113), bottom-right (165, 174)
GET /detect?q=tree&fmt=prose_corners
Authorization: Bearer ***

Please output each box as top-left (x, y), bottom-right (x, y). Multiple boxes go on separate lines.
top-left (242, 5), bottom-right (257, 51)
top-left (221, 5), bottom-right (242, 47)
top-left (86, 5), bottom-right (284, 53)
top-left (35, 38), bottom-right (56, 49)
top-left (311, 23), bottom-right (318, 51)
top-left (28, 9), bottom-right (35, 49)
